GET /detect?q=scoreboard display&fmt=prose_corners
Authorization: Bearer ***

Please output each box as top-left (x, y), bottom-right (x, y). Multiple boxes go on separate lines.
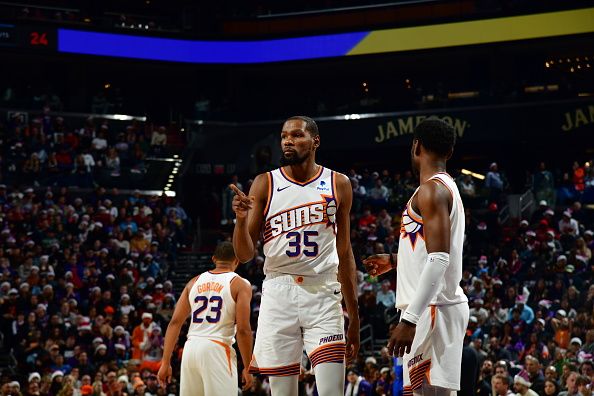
top-left (0, 23), bottom-right (56, 51)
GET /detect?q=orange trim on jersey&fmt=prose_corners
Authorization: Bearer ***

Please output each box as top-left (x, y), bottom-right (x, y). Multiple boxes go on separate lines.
top-left (229, 275), bottom-right (239, 302)
top-left (332, 171), bottom-right (340, 207)
top-left (406, 204), bottom-right (424, 224)
top-left (263, 172), bottom-right (273, 217)
top-left (309, 342), bottom-right (346, 367)
top-left (434, 171), bottom-right (454, 180)
top-left (430, 305), bottom-right (436, 329)
top-left (248, 362), bottom-right (300, 376)
top-left (210, 339), bottom-right (232, 375)
top-left (430, 177), bottom-right (454, 199)
top-left (279, 166), bottom-right (323, 186)
top-left (408, 359), bottom-right (431, 390)
top-left (308, 341), bottom-right (345, 357)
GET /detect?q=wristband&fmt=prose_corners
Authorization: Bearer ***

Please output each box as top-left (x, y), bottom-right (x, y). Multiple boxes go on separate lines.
top-left (400, 318), bottom-right (416, 327)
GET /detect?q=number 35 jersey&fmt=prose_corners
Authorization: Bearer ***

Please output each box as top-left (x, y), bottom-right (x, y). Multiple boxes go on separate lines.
top-left (262, 166), bottom-right (340, 276)
top-left (187, 271), bottom-right (239, 345)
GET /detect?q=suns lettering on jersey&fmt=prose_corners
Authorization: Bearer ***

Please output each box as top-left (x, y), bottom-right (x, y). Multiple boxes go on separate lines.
top-left (400, 206), bottom-right (424, 250)
top-left (263, 195), bottom-right (337, 243)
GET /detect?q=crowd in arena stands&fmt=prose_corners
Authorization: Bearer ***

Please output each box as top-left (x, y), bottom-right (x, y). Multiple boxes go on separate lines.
top-left (0, 111), bottom-right (172, 189)
top-left (227, 160), bottom-right (594, 395)
top-left (0, 185), bottom-right (191, 396)
top-left (1, 157), bottom-right (593, 396)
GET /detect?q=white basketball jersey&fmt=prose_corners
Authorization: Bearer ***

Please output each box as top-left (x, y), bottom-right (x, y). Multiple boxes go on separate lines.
top-left (187, 271), bottom-right (238, 345)
top-left (396, 172), bottom-right (468, 310)
top-left (262, 166), bottom-right (339, 276)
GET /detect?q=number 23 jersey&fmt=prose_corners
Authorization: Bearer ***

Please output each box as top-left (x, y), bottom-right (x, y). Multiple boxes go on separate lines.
top-left (187, 271), bottom-right (240, 345)
top-left (262, 166), bottom-right (339, 276)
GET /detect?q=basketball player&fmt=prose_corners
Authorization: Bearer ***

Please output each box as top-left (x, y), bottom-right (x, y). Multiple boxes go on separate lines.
top-left (230, 116), bottom-right (359, 396)
top-left (363, 118), bottom-right (469, 395)
top-left (157, 241), bottom-right (253, 395)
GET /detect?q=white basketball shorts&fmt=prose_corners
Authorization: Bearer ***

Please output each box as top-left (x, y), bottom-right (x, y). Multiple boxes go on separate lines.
top-left (249, 273), bottom-right (346, 376)
top-left (180, 337), bottom-right (238, 396)
top-left (402, 302), bottom-right (469, 394)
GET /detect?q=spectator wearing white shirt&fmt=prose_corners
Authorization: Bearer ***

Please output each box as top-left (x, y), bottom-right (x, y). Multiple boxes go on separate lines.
top-left (368, 178), bottom-right (389, 209)
top-left (375, 280), bottom-right (395, 308)
top-left (558, 210), bottom-right (579, 237)
top-left (92, 130), bottom-right (108, 152)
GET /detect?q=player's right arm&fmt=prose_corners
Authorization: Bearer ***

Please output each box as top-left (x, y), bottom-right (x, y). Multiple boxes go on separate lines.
top-left (157, 277), bottom-right (194, 387)
top-left (232, 277), bottom-right (254, 391)
top-left (230, 174), bottom-right (269, 263)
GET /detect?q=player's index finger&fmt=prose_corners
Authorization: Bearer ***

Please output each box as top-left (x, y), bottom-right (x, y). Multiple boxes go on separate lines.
top-left (229, 184), bottom-right (245, 196)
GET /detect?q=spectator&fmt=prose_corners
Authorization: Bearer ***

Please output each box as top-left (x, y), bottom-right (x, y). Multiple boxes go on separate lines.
top-left (513, 370), bottom-right (538, 396)
top-left (150, 126), bottom-right (167, 154)
top-left (458, 174), bottom-right (476, 198)
top-left (558, 371), bottom-right (580, 396)
top-left (344, 369), bottom-right (372, 396)
top-left (104, 148), bottom-right (121, 178)
top-left (492, 373), bottom-right (514, 395)
top-left (544, 379), bottom-right (560, 396)
top-left (558, 211), bottom-right (579, 237)
top-left (486, 162), bottom-right (504, 202)
top-left (533, 162), bottom-right (556, 207)
top-left (525, 355), bottom-right (546, 395)
top-left (375, 280), bottom-right (395, 309)
top-left (368, 179), bottom-right (389, 209)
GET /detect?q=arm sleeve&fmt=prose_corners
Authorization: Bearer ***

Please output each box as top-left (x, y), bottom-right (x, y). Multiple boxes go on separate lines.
top-left (400, 252), bottom-right (449, 325)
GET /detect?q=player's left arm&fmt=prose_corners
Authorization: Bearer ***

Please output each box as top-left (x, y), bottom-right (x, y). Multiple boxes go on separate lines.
top-left (158, 278), bottom-right (193, 386)
top-left (388, 180), bottom-right (452, 357)
top-left (335, 172), bottom-right (360, 362)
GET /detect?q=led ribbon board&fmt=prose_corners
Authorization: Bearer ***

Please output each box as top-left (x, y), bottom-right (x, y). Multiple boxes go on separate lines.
top-left (58, 7), bottom-right (594, 64)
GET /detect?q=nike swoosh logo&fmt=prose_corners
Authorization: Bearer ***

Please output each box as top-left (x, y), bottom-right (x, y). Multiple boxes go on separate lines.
top-left (277, 186), bottom-right (291, 192)
top-left (333, 290), bottom-right (341, 295)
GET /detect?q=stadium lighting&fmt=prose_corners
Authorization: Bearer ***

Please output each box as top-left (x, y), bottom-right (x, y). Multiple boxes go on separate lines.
top-left (461, 169), bottom-right (485, 180)
top-left (164, 191), bottom-right (176, 197)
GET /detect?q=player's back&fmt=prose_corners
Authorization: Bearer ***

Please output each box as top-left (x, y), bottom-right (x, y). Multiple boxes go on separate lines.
top-left (187, 271), bottom-right (238, 345)
top-left (262, 166), bottom-right (339, 276)
top-left (396, 172), bottom-right (467, 309)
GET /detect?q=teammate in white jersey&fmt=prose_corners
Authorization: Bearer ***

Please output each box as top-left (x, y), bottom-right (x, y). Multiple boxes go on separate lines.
top-left (157, 242), bottom-right (254, 396)
top-left (230, 116), bottom-right (359, 396)
top-left (364, 118), bottom-right (469, 396)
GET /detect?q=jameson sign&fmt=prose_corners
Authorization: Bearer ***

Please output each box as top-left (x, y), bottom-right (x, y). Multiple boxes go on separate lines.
top-left (195, 98), bottom-right (594, 166)
top-left (374, 115), bottom-right (470, 143)
top-left (311, 98), bottom-right (594, 149)
top-left (561, 104), bottom-right (594, 132)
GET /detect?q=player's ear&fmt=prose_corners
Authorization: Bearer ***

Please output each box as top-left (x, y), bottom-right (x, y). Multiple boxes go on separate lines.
top-left (313, 135), bottom-right (320, 150)
top-left (211, 255), bottom-right (216, 264)
top-left (413, 139), bottom-right (421, 157)
top-left (446, 148), bottom-right (453, 160)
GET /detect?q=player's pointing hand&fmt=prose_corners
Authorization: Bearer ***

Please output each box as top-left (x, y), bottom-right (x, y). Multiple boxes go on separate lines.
top-left (230, 184), bottom-right (254, 219)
